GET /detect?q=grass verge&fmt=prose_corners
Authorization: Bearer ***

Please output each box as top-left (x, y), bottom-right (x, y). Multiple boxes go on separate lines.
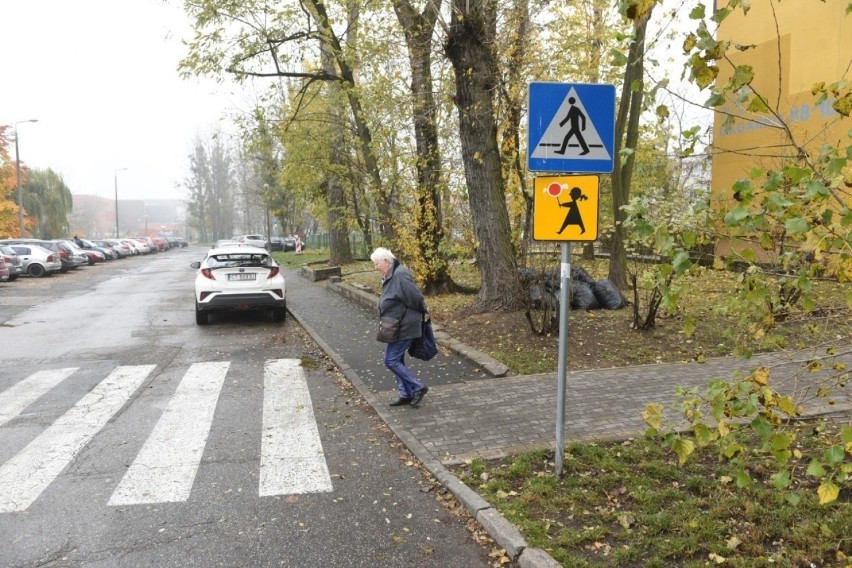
top-left (452, 420), bottom-right (850, 567)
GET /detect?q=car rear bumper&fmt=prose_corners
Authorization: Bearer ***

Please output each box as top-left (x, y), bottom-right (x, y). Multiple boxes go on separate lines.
top-left (197, 292), bottom-right (286, 311)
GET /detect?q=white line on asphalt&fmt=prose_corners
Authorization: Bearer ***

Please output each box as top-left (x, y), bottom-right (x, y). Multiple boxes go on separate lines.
top-left (0, 365), bottom-right (155, 513)
top-left (0, 368), bottom-right (78, 428)
top-left (259, 359), bottom-right (332, 496)
top-left (108, 361), bottom-right (229, 506)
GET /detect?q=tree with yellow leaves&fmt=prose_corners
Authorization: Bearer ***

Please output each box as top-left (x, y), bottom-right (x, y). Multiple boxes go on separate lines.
top-left (0, 125), bottom-right (25, 236)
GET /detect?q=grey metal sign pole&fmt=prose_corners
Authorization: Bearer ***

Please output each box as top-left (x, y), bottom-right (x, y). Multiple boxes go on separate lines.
top-left (555, 242), bottom-right (571, 477)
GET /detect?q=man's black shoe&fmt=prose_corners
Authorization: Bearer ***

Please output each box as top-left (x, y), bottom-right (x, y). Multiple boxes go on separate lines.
top-left (409, 386), bottom-right (429, 407)
top-left (389, 397), bottom-right (412, 407)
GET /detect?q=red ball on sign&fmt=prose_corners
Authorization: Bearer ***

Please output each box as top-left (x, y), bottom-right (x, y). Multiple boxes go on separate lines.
top-left (547, 183), bottom-right (562, 197)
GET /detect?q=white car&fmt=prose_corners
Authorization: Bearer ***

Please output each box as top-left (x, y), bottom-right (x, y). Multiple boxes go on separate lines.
top-left (237, 234), bottom-right (269, 250)
top-left (8, 244), bottom-right (63, 277)
top-left (190, 246), bottom-right (286, 325)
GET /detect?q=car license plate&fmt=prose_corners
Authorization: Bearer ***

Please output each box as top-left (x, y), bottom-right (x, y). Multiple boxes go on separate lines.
top-left (227, 273), bottom-right (256, 281)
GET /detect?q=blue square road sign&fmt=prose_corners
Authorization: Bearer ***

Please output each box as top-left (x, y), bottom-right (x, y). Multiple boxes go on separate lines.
top-left (528, 82), bottom-right (616, 174)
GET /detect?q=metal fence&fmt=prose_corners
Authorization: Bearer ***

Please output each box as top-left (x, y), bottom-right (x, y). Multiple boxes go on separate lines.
top-left (304, 233), bottom-right (384, 259)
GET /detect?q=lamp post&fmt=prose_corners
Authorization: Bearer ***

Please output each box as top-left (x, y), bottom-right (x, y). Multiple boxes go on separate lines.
top-left (114, 168), bottom-right (128, 237)
top-left (14, 119), bottom-right (39, 237)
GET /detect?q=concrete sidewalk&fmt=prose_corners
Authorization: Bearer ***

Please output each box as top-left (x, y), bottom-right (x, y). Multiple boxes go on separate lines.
top-left (283, 266), bottom-right (851, 567)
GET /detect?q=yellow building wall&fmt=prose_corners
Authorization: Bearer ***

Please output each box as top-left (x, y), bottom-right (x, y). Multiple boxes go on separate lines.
top-left (711, 0), bottom-right (851, 259)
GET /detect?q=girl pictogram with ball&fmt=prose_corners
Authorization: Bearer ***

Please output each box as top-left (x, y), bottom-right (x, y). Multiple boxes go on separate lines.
top-left (546, 183), bottom-right (588, 235)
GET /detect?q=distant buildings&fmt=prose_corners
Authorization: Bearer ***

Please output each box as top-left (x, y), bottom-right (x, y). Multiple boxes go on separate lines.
top-left (69, 194), bottom-right (187, 239)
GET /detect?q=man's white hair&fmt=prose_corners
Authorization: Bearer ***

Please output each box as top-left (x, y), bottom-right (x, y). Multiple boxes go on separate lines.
top-left (370, 247), bottom-right (396, 264)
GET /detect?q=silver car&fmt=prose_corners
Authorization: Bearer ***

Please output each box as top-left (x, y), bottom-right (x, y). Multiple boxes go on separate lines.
top-left (0, 245), bottom-right (24, 281)
top-left (8, 244), bottom-right (63, 277)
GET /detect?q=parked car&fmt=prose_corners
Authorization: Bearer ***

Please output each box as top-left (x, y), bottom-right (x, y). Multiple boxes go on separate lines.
top-left (152, 237), bottom-right (168, 251)
top-left (237, 234), bottom-right (270, 250)
top-left (0, 239), bottom-right (81, 273)
top-left (190, 245), bottom-right (286, 325)
top-left (268, 237), bottom-right (285, 252)
top-left (0, 245), bottom-right (24, 281)
top-left (79, 248), bottom-right (106, 265)
top-left (75, 237), bottom-right (117, 260)
top-left (0, 256), bottom-right (9, 282)
top-left (120, 239), bottom-right (142, 255)
top-left (281, 236), bottom-right (296, 251)
top-left (49, 240), bottom-right (89, 270)
top-left (140, 236), bottom-right (159, 252)
top-left (126, 239), bottom-right (149, 254)
top-left (95, 239), bottom-right (129, 258)
top-left (8, 244), bottom-right (62, 277)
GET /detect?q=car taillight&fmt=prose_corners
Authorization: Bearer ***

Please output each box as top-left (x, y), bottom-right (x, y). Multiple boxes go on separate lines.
top-left (201, 268), bottom-right (215, 280)
top-left (267, 267), bottom-right (280, 278)
top-left (47, 254), bottom-right (56, 262)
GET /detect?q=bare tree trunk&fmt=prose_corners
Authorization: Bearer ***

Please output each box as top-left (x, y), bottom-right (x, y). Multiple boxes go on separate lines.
top-left (307, 0), bottom-right (396, 241)
top-left (499, 0), bottom-right (531, 259)
top-left (444, 0), bottom-right (524, 311)
top-left (583, 1), bottom-right (606, 264)
top-left (393, 0), bottom-right (459, 294)
top-left (321, 42), bottom-right (353, 266)
top-left (609, 16), bottom-right (649, 288)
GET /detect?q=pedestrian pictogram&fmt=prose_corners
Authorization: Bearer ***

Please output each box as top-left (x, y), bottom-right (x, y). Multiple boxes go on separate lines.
top-left (555, 97), bottom-right (591, 156)
top-left (533, 175), bottom-right (599, 242)
top-left (528, 82), bottom-right (616, 173)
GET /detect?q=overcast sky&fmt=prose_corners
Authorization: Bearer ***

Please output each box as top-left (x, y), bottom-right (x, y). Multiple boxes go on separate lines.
top-left (3, 0), bottom-right (707, 204)
top-left (1, 0), bottom-right (242, 202)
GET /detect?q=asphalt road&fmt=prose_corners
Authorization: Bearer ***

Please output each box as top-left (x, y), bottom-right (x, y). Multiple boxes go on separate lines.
top-left (0, 249), bottom-right (494, 567)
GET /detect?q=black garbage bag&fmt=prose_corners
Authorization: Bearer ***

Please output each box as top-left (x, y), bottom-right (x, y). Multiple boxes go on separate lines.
top-left (570, 265), bottom-right (595, 285)
top-left (518, 268), bottom-right (538, 285)
top-left (591, 279), bottom-right (628, 309)
top-left (543, 268), bottom-right (561, 291)
top-left (570, 280), bottom-right (600, 310)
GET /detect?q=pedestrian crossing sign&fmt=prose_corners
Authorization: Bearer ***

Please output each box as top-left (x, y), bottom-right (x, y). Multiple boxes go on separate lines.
top-left (533, 175), bottom-right (599, 242)
top-left (528, 82), bottom-right (616, 173)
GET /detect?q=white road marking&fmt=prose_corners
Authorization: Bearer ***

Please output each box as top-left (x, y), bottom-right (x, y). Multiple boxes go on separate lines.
top-left (0, 365), bottom-right (155, 513)
top-left (0, 368), bottom-right (78, 428)
top-left (108, 362), bottom-right (229, 505)
top-left (259, 359), bottom-right (332, 496)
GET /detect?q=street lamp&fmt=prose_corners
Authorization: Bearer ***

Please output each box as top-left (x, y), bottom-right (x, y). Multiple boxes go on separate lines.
top-left (14, 119), bottom-right (39, 236)
top-left (114, 167), bottom-right (128, 237)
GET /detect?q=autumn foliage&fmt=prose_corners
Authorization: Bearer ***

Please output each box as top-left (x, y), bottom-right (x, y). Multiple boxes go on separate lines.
top-left (0, 125), bottom-right (25, 236)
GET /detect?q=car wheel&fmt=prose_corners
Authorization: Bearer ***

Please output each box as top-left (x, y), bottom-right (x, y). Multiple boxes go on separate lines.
top-left (195, 303), bottom-right (209, 325)
top-left (28, 264), bottom-right (45, 278)
top-left (8, 275), bottom-right (17, 281)
top-left (272, 306), bottom-right (286, 323)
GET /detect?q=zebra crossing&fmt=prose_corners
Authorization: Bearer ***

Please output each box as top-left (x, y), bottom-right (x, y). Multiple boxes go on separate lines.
top-left (0, 359), bottom-right (332, 513)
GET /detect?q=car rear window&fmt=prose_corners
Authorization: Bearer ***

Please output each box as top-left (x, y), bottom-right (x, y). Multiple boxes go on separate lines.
top-left (207, 253), bottom-right (271, 268)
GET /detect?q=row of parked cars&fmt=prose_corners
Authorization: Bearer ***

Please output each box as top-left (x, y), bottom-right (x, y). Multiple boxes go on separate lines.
top-left (223, 234), bottom-right (306, 252)
top-left (0, 236), bottom-right (187, 280)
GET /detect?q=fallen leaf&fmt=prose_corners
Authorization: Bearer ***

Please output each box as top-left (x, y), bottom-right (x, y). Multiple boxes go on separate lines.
top-left (726, 536), bottom-right (742, 550)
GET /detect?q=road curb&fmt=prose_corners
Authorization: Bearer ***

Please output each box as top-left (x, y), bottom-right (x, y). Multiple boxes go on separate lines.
top-left (326, 279), bottom-right (511, 377)
top-left (287, 300), bottom-right (559, 568)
